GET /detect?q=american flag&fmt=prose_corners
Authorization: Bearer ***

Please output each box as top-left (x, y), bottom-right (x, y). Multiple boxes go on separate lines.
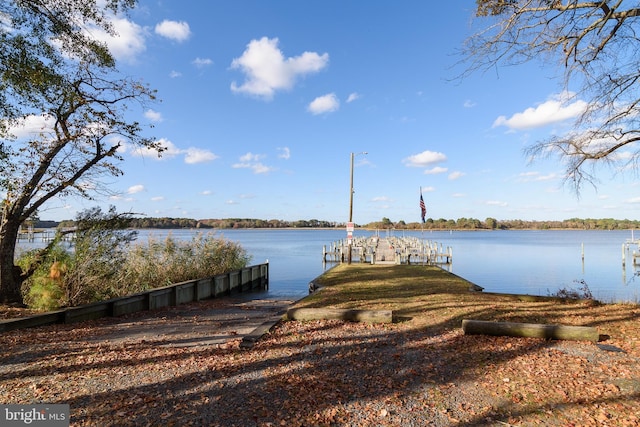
top-left (420, 191), bottom-right (426, 223)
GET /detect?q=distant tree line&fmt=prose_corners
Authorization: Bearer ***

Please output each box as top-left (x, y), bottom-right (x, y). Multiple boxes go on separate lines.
top-left (199, 218), bottom-right (338, 229)
top-left (44, 216), bottom-right (640, 231)
top-left (53, 217), bottom-right (339, 229)
top-left (365, 217), bottom-right (640, 231)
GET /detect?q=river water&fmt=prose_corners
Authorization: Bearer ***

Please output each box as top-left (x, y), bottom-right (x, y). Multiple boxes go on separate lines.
top-left (17, 228), bottom-right (640, 303)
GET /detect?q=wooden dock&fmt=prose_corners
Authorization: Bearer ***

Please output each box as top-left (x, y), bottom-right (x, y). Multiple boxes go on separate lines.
top-left (323, 236), bottom-right (452, 266)
top-left (17, 229), bottom-right (75, 243)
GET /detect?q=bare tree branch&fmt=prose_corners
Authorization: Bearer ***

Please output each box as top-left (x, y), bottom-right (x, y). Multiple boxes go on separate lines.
top-left (465, 1), bottom-right (640, 194)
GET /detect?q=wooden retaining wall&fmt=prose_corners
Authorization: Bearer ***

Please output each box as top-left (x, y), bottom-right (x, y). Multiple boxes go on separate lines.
top-left (0, 263), bottom-right (269, 333)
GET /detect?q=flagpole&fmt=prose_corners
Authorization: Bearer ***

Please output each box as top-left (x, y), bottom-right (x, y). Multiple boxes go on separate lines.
top-left (420, 186), bottom-right (425, 265)
top-left (420, 186), bottom-right (423, 234)
top-left (420, 186), bottom-right (427, 265)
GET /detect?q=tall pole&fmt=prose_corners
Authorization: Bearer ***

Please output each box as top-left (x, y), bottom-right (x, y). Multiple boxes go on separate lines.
top-left (347, 151), bottom-right (367, 264)
top-left (349, 152), bottom-right (355, 225)
top-left (348, 152), bottom-right (355, 264)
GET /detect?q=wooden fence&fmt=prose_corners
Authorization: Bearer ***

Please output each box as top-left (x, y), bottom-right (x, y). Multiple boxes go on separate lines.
top-left (0, 263), bottom-right (269, 333)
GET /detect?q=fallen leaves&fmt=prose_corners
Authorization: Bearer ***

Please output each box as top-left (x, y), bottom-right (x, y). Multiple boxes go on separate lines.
top-left (1, 284), bottom-right (639, 426)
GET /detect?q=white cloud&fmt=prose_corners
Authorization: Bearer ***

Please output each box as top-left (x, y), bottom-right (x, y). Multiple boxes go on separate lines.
top-left (518, 171), bottom-right (559, 182)
top-left (424, 166), bottom-right (448, 175)
top-left (127, 184), bottom-right (145, 194)
top-left (610, 149), bottom-right (634, 162)
top-left (493, 92), bottom-right (587, 130)
top-left (184, 148), bottom-right (219, 164)
top-left (403, 150), bottom-right (447, 167)
top-left (448, 171), bottom-right (465, 180)
top-left (128, 138), bottom-right (216, 164)
top-left (130, 138), bottom-right (179, 159)
top-left (144, 109), bottom-right (163, 122)
top-left (156, 139), bottom-right (183, 158)
top-left (277, 147), bottom-right (291, 159)
top-left (463, 99), bottom-right (476, 108)
top-left (192, 57), bottom-right (213, 68)
top-left (151, 196), bottom-right (164, 201)
top-left (169, 70), bottom-right (182, 78)
top-left (201, 190), bottom-right (213, 195)
top-left (308, 93), bottom-right (339, 115)
top-left (230, 37), bottom-right (329, 99)
top-left (251, 163), bottom-right (273, 174)
top-left (347, 93), bottom-right (360, 103)
top-left (232, 152), bottom-right (274, 174)
top-left (7, 114), bottom-right (55, 138)
top-left (239, 152), bottom-right (263, 163)
top-left (486, 200), bottom-right (508, 207)
top-left (88, 17), bottom-right (146, 64)
top-left (154, 20), bottom-right (191, 42)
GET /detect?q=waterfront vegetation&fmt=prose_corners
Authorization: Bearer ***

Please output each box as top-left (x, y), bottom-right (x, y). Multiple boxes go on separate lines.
top-left (17, 230), bottom-right (250, 311)
top-left (48, 216), bottom-right (640, 231)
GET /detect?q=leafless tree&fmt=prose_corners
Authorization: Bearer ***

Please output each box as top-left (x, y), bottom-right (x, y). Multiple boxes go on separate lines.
top-left (465, 1), bottom-right (640, 191)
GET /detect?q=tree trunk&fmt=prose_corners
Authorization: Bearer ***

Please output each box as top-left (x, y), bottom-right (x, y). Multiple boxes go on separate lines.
top-left (461, 319), bottom-right (600, 342)
top-left (0, 218), bottom-right (24, 304)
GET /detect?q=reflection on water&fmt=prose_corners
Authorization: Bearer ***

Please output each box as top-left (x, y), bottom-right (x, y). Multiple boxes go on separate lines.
top-left (16, 228), bottom-right (640, 303)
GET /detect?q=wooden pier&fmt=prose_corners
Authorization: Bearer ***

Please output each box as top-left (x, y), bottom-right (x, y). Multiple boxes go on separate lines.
top-left (17, 229), bottom-right (75, 243)
top-left (623, 241), bottom-right (640, 268)
top-left (323, 236), bottom-right (452, 266)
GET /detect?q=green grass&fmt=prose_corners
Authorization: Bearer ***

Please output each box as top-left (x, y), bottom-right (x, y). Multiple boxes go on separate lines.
top-left (295, 263), bottom-right (640, 338)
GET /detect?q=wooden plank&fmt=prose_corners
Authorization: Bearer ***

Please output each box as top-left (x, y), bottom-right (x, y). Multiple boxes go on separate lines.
top-left (112, 294), bottom-right (148, 316)
top-left (461, 319), bottom-right (600, 342)
top-left (287, 308), bottom-right (393, 324)
top-left (65, 302), bottom-right (111, 323)
top-left (0, 311), bottom-right (64, 332)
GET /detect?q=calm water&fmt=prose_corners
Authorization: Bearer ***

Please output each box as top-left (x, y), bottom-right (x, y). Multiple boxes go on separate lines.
top-left (17, 228), bottom-right (640, 303)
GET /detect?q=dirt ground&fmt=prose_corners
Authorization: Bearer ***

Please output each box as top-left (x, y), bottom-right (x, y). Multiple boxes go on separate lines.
top-left (2, 265), bottom-right (640, 426)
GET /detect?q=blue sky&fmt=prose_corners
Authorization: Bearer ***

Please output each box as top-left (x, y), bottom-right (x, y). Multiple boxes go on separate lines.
top-left (24, 2), bottom-right (640, 223)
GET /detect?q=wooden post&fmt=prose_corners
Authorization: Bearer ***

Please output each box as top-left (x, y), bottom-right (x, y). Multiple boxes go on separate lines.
top-left (462, 319), bottom-right (600, 342)
top-left (287, 308), bottom-right (393, 324)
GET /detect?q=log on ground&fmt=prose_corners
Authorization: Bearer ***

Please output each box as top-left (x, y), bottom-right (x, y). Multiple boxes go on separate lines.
top-left (287, 308), bottom-right (393, 323)
top-left (462, 319), bottom-right (600, 342)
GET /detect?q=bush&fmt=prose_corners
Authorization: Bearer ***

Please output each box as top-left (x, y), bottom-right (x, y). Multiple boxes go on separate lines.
top-left (121, 233), bottom-right (251, 290)
top-left (19, 226), bottom-right (251, 310)
top-left (19, 246), bottom-right (72, 310)
top-left (25, 278), bottom-right (64, 311)
top-left (548, 279), bottom-right (595, 300)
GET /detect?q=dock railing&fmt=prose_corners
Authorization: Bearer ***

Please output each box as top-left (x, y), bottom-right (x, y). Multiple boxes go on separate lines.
top-left (323, 237), bottom-right (452, 266)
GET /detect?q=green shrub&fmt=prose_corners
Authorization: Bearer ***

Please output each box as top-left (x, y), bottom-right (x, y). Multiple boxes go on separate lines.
top-left (19, 245), bottom-right (73, 310)
top-left (25, 276), bottom-right (64, 311)
top-left (121, 233), bottom-right (251, 290)
top-left (19, 228), bottom-right (252, 310)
